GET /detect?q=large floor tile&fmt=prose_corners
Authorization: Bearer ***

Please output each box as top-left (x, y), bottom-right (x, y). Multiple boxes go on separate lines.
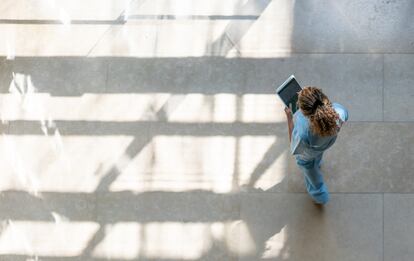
top-left (384, 54), bottom-right (414, 121)
top-left (106, 57), bottom-right (250, 94)
top-left (289, 0), bottom-right (414, 53)
top-left (0, 25), bottom-right (109, 57)
top-left (2, 122), bottom-right (289, 193)
top-left (1, 0), bottom-right (413, 56)
top-left (0, 191), bottom-right (96, 221)
top-left (106, 135), bottom-right (289, 193)
top-left (243, 54), bottom-right (383, 121)
top-left (0, 221), bottom-right (100, 258)
top-left (0, 58), bottom-right (13, 97)
top-left (153, 21), bottom-right (236, 57)
top-left (4, 57), bottom-right (107, 95)
top-left (90, 21), bottom-right (237, 57)
top-left (0, 0), bottom-right (129, 21)
top-left (163, 0), bottom-right (414, 54)
top-left (0, 191), bottom-right (97, 257)
top-left (107, 54), bottom-right (383, 121)
top-left (127, 0), bottom-right (269, 16)
top-left (0, 134), bottom-right (144, 193)
top-left (95, 191), bottom-right (240, 260)
top-left (238, 193), bottom-right (383, 261)
top-left (125, 0), bottom-right (287, 56)
top-left (88, 24), bottom-right (159, 57)
top-left (1, 54), bottom-right (383, 123)
top-left (288, 122), bottom-right (414, 193)
top-left (96, 190), bottom-right (240, 224)
top-left (226, 0), bottom-right (295, 55)
top-left (384, 194), bottom-right (414, 261)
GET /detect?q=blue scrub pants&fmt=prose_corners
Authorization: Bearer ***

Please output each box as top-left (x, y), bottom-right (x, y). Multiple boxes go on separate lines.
top-left (295, 153), bottom-right (329, 204)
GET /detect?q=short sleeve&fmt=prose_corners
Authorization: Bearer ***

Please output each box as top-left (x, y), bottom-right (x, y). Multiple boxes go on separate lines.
top-left (333, 103), bottom-right (349, 122)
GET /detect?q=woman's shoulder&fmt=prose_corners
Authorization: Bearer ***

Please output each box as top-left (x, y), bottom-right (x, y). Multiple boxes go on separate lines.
top-left (332, 102), bottom-right (349, 122)
top-left (294, 110), bottom-right (307, 122)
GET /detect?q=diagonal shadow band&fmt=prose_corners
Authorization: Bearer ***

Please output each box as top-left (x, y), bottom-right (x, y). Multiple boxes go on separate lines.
top-left (94, 136), bottom-right (152, 191)
top-left (245, 137), bottom-right (289, 188)
top-left (95, 93), bottom-right (188, 191)
top-left (207, 0), bottom-right (272, 56)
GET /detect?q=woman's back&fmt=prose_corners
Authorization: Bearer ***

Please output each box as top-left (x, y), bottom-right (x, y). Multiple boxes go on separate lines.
top-left (291, 102), bottom-right (348, 161)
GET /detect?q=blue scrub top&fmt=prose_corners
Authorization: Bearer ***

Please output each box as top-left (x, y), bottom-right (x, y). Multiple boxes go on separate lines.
top-left (291, 103), bottom-right (349, 161)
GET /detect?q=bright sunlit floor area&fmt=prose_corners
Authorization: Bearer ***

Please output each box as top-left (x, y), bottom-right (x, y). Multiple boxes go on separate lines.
top-left (0, 0), bottom-right (414, 260)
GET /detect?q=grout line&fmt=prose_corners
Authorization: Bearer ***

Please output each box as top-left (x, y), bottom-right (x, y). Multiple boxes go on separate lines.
top-left (265, 52), bottom-right (414, 55)
top-left (208, 52), bottom-right (414, 55)
top-left (239, 191), bottom-right (414, 195)
top-left (382, 193), bottom-right (385, 261)
top-left (382, 54), bottom-right (385, 121)
top-left (1, 52), bottom-right (413, 58)
top-left (240, 191), bottom-right (414, 195)
top-left (4, 190), bottom-right (414, 195)
top-left (347, 120), bottom-right (414, 123)
top-left (104, 60), bottom-right (109, 92)
top-left (85, 0), bottom-right (138, 57)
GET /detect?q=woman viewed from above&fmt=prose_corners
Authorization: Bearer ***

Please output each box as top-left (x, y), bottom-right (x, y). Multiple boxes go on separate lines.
top-left (285, 87), bottom-right (349, 205)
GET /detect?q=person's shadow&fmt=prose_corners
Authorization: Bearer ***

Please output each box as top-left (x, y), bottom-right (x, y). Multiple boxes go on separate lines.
top-left (238, 171), bottom-right (326, 260)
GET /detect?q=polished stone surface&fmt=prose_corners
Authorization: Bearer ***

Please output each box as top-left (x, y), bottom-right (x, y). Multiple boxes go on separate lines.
top-left (384, 54), bottom-right (414, 121)
top-left (239, 193), bottom-right (383, 261)
top-left (287, 122), bottom-right (414, 193)
top-left (0, 0), bottom-right (413, 260)
top-left (384, 194), bottom-right (414, 261)
top-left (0, 0), bottom-right (130, 20)
top-left (105, 54), bottom-right (383, 121)
top-left (0, 25), bottom-right (110, 57)
top-left (289, 0), bottom-right (414, 53)
top-left (0, 0), bottom-right (412, 56)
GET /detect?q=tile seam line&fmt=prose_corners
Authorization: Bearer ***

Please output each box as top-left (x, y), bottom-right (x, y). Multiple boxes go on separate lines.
top-left (240, 192), bottom-right (414, 195)
top-left (2, 191), bottom-right (413, 194)
top-left (1, 53), bottom-right (413, 59)
top-left (278, 52), bottom-right (414, 55)
top-left (382, 193), bottom-right (385, 261)
top-left (85, 0), bottom-right (136, 57)
top-left (13, 120), bottom-right (410, 123)
top-left (382, 54), bottom-right (385, 121)
top-left (343, 121), bottom-right (414, 123)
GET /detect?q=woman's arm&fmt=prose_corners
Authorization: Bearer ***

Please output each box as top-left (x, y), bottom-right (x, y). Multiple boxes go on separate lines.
top-left (284, 107), bottom-right (294, 143)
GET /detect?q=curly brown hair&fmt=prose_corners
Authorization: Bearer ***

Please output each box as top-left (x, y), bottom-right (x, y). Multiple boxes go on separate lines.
top-left (298, 87), bottom-right (339, 137)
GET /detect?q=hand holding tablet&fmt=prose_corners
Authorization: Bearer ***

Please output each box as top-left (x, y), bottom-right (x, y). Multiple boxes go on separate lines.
top-left (276, 75), bottom-right (302, 114)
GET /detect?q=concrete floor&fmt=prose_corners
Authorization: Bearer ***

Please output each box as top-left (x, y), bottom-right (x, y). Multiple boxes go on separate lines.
top-left (0, 0), bottom-right (413, 260)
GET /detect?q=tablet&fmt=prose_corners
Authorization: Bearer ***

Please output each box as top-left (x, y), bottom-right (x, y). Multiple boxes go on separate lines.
top-left (276, 75), bottom-right (302, 114)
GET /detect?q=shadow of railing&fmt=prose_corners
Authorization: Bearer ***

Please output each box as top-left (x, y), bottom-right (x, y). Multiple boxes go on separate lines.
top-left (0, 185), bottom-right (295, 261)
top-left (1, 57), bottom-right (291, 96)
top-left (0, 52), bottom-right (293, 260)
